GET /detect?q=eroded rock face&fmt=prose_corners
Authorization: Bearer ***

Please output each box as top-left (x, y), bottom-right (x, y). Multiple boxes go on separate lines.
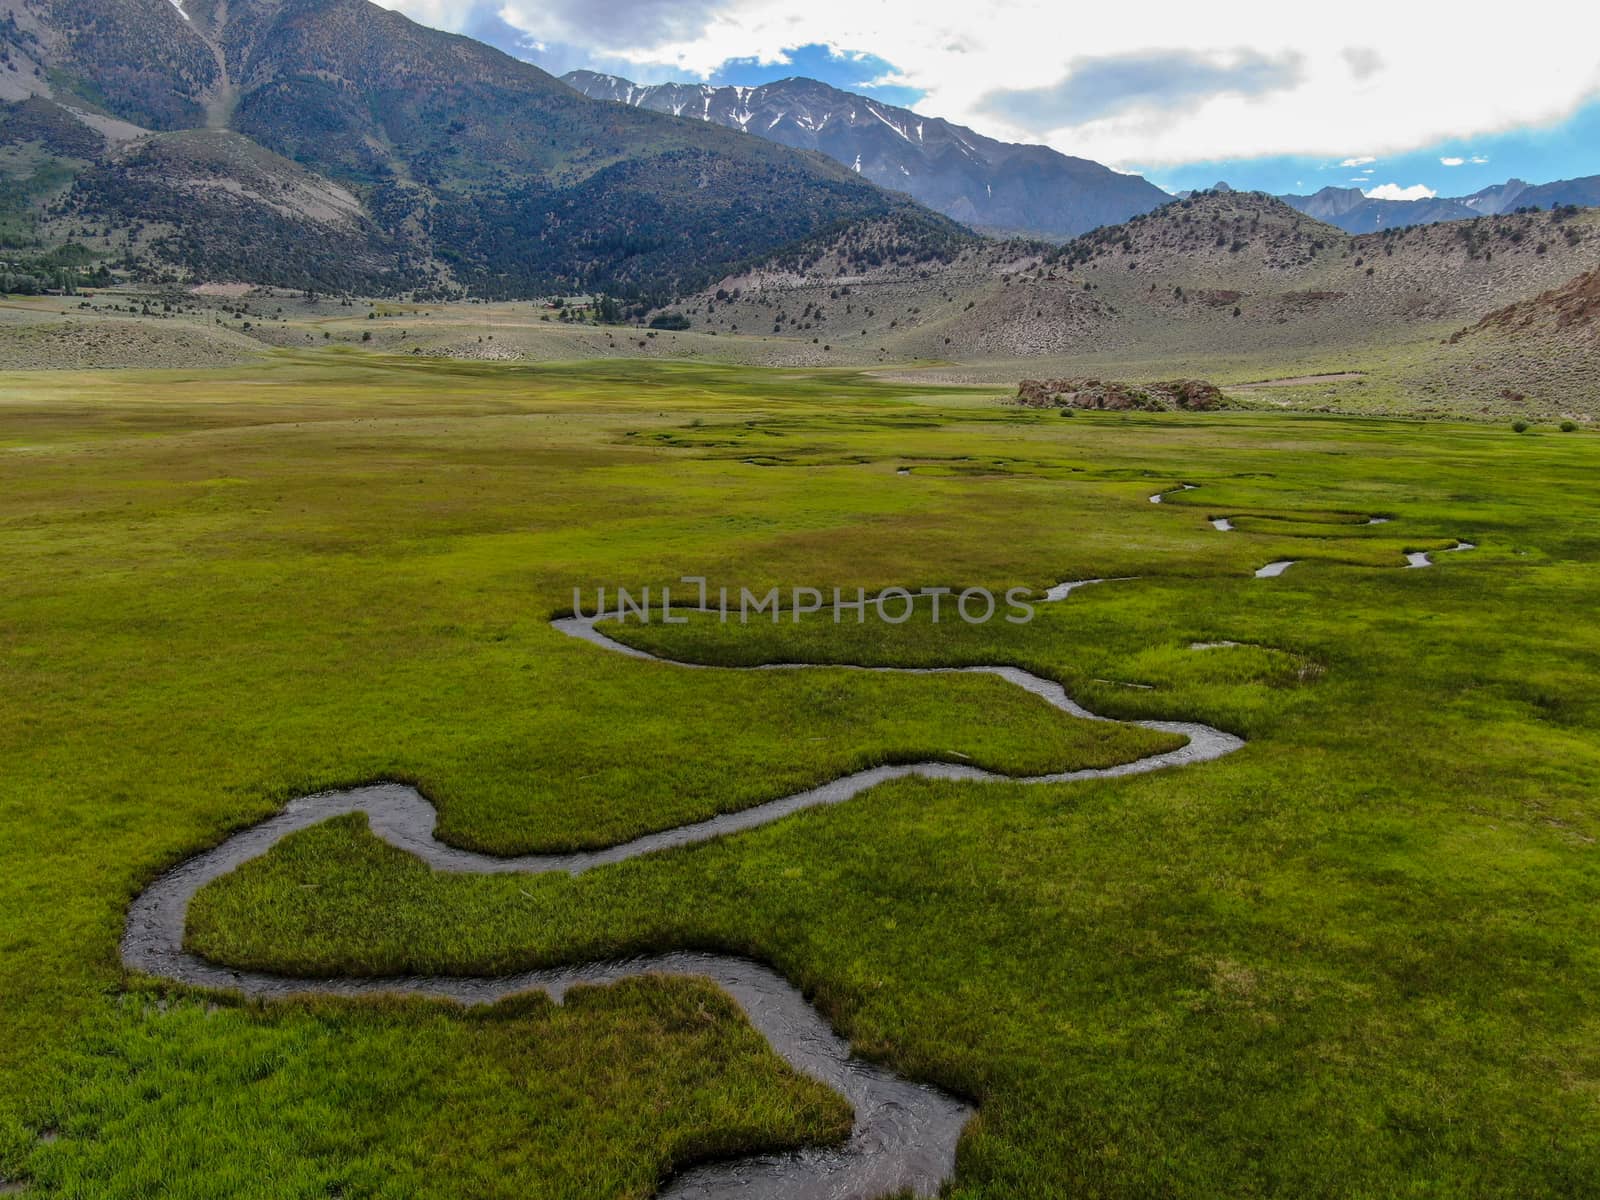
top-left (1459, 265), bottom-right (1600, 341)
top-left (1160, 379), bottom-right (1226, 410)
top-left (1015, 377), bottom-right (1225, 411)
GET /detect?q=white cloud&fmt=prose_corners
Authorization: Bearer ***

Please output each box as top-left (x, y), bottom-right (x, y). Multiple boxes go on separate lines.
top-left (377, 0), bottom-right (1600, 169)
top-left (857, 72), bottom-right (915, 90)
top-left (1364, 182), bottom-right (1437, 201)
top-left (1341, 47), bottom-right (1382, 80)
top-left (1340, 156), bottom-right (1377, 167)
top-left (1440, 156), bottom-right (1465, 166)
top-left (1470, 154), bottom-right (1490, 164)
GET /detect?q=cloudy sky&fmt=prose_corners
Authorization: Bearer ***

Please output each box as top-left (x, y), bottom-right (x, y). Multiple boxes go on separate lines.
top-left (382, 0), bottom-right (1600, 197)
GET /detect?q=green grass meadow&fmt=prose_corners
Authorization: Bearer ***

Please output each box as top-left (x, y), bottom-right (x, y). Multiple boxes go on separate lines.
top-left (4, 353), bottom-right (1600, 1196)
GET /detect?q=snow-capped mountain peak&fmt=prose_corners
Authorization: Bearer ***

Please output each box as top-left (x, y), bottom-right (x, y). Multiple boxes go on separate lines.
top-left (561, 70), bottom-right (1168, 240)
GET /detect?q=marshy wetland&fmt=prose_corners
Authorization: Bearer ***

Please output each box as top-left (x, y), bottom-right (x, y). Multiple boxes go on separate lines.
top-left (4, 354), bottom-right (1600, 1198)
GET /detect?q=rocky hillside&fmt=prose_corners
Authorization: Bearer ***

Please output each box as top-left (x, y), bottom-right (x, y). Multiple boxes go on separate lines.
top-left (63, 128), bottom-right (421, 292)
top-left (0, 0), bottom-right (220, 127)
top-left (1465, 264), bottom-right (1600, 340)
top-left (0, 0), bottom-right (953, 299)
top-left (562, 70), bottom-right (1168, 240)
top-left (1414, 264), bottom-right (1600, 417)
top-left (666, 189), bottom-right (1600, 368)
top-left (1051, 190), bottom-right (1600, 312)
top-left (991, 191), bottom-right (1600, 347)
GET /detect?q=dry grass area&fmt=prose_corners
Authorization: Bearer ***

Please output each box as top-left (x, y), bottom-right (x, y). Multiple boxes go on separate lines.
top-left (0, 304), bottom-right (261, 368)
top-left (4, 194), bottom-right (1598, 418)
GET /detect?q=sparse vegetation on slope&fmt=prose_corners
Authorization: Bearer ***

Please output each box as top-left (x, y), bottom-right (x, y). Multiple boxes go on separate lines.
top-left (1462, 261), bottom-right (1600, 341)
top-left (1409, 262), bottom-right (1600, 418)
top-left (662, 188), bottom-right (1600, 407)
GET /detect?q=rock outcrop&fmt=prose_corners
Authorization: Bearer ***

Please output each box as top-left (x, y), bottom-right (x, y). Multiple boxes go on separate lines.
top-left (1015, 377), bottom-right (1225, 412)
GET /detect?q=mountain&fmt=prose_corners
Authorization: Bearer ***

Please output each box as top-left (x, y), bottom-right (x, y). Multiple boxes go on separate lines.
top-left (0, 0), bottom-right (962, 299)
top-left (1461, 179), bottom-right (1532, 215)
top-left (561, 70), bottom-right (1168, 241)
top-left (1462, 177), bottom-right (1600, 215)
top-left (1281, 186), bottom-right (1477, 233)
top-left (1508, 175), bottom-right (1600, 212)
top-left (1278, 187), bottom-right (1369, 223)
top-left (1283, 174), bottom-right (1600, 233)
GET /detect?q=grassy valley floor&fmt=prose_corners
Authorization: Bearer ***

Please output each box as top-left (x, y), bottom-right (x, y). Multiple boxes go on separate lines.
top-left (3, 355), bottom-right (1600, 1196)
top-left (5, 287), bottom-right (1597, 425)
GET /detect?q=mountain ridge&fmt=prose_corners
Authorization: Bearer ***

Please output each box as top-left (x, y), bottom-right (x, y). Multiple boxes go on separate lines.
top-left (560, 68), bottom-right (1600, 244)
top-left (1282, 174), bottom-right (1600, 233)
top-left (562, 69), bottom-right (1169, 241)
top-left (661, 189), bottom-right (1600, 377)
